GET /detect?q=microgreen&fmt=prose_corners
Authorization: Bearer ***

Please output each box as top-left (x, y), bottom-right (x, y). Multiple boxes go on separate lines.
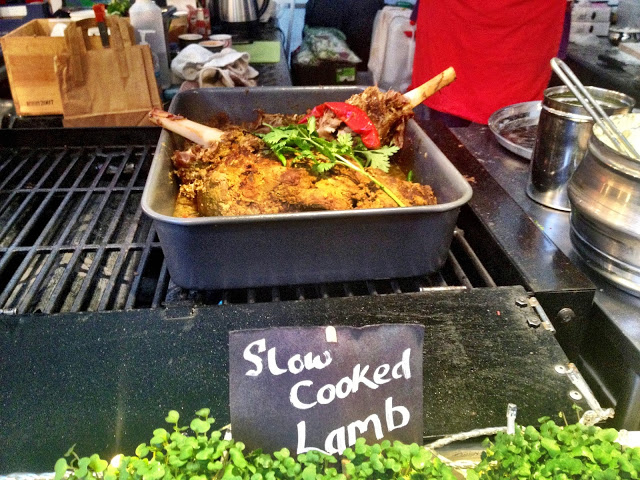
top-left (469, 416), bottom-right (640, 480)
top-left (256, 119), bottom-right (405, 207)
top-left (54, 410), bottom-right (455, 480)
top-left (342, 437), bottom-right (456, 480)
top-left (55, 409), bottom-right (640, 480)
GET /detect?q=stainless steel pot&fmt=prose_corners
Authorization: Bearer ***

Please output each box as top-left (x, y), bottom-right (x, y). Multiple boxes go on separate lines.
top-left (527, 86), bottom-right (634, 211)
top-left (567, 113), bottom-right (640, 296)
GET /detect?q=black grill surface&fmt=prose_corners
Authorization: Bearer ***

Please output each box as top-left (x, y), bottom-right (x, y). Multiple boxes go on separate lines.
top-left (0, 130), bottom-right (498, 315)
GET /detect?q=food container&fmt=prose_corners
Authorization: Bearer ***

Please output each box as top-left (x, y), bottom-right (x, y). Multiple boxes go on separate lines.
top-left (568, 113), bottom-right (640, 297)
top-left (179, 33), bottom-right (203, 49)
top-left (141, 87), bottom-right (473, 290)
top-left (199, 39), bottom-right (224, 52)
top-left (209, 33), bottom-right (232, 48)
top-left (488, 100), bottom-right (541, 160)
top-left (527, 86), bottom-right (634, 211)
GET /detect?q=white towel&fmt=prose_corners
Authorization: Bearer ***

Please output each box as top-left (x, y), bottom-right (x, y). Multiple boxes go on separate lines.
top-left (171, 44), bottom-right (259, 87)
top-left (199, 48), bottom-right (259, 87)
top-left (171, 44), bottom-right (213, 81)
top-left (367, 6), bottom-right (414, 92)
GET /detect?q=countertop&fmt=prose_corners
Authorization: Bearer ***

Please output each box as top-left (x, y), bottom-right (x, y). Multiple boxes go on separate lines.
top-left (565, 36), bottom-right (640, 104)
top-left (448, 122), bottom-right (640, 426)
top-left (0, 21), bottom-right (291, 128)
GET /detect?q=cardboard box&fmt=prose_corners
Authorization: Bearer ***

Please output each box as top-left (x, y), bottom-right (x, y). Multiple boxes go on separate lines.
top-left (0, 18), bottom-right (105, 116)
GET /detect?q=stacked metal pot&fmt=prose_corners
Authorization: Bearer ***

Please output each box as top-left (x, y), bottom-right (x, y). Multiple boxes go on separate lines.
top-left (568, 113), bottom-right (640, 297)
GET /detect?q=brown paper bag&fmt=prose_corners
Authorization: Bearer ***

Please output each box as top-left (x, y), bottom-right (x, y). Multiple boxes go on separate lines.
top-left (54, 16), bottom-right (162, 127)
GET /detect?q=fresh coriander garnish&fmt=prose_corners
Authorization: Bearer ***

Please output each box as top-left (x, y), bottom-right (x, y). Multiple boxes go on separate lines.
top-left (257, 118), bottom-right (405, 207)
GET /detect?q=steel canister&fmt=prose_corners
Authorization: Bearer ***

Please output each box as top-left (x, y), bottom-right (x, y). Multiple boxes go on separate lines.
top-left (527, 86), bottom-right (634, 211)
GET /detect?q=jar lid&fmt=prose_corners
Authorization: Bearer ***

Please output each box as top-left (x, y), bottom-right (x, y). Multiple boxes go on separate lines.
top-left (591, 112), bottom-right (640, 175)
top-left (543, 85), bottom-right (635, 119)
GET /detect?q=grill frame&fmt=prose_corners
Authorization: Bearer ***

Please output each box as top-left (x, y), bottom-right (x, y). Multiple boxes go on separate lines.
top-left (0, 124), bottom-right (599, 393)
top-left (0, 128), bottom-right (502, 315)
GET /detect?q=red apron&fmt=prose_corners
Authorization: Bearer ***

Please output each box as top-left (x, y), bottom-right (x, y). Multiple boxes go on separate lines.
top-left (411, 0), bottom-right (565, 124)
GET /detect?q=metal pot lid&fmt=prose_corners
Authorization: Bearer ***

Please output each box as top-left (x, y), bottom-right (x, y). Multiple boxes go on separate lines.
top-left (592, 112), bottom-right (640, 176)
top-left (488, 101), bottom-right (541, 160)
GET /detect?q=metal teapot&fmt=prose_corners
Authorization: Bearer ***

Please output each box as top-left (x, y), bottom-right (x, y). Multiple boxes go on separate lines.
top-left (210, 0), bottom-right (270, 32)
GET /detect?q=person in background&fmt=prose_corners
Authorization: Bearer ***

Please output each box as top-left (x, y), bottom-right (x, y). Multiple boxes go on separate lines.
top-left (410, 0), bottom-right (567, 127)
top-left (305, 0), bottom-right (385, 69)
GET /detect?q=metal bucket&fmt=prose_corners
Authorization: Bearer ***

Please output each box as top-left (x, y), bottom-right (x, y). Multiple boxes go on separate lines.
top-left (568, 113), bottom-right (640, 296)
top-left (527, 86), bottom-right (634, 211)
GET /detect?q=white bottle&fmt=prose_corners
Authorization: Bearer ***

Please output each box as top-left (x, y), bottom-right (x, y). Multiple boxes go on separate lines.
top-left (129, 0), bottom-right (171, 89)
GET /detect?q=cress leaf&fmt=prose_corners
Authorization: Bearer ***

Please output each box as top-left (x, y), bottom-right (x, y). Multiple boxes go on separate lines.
top-left (196, 408), bottom-right (211, 418)
top-left (596, 428), bottom-right (619, 443)
top-left (54, 458), bottom-right (68, 480)
top-left (89, 454), bottom-right (108, 473)
top-left (165, 410), bottom-right (180, 424)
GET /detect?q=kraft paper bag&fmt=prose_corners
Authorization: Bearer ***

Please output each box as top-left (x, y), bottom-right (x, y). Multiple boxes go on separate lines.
top-left (54, 16), bottom-right (162, 127)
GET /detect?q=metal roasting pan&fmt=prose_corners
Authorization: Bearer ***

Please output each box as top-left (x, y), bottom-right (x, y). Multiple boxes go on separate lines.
top-left (141, 87), bottom-right (473, 290)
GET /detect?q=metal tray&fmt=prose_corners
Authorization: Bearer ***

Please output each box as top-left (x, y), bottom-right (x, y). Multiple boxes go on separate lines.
top-left (141, 87), bottom-right (473, 290)
top-left (488, 101), bottom-right (541, 160)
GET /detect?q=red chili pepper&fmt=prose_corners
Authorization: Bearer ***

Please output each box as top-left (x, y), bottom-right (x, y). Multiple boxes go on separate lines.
top-left (299, 102), bottom-right (381, 149)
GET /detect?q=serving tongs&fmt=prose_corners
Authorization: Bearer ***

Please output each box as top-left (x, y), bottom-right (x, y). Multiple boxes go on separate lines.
top-left (550, 57), bottom-right (640, 160)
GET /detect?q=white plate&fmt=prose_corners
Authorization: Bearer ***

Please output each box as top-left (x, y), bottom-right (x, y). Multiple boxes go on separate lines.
top-left (488, 101), bottom-right (541, 160)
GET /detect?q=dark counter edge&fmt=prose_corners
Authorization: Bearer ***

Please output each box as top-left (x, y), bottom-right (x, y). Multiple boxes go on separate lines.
top-left (0, 126), bottom-right (162, 147)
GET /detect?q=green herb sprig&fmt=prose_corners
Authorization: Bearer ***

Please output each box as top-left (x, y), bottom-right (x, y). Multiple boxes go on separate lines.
top-left (54, 409), bottom-right (456, 480)
top-left (257, 118), bottom-right (405, 207)
top-left (469, 417), bottom-right (640, 480)
top-left (342, 437), bottom-right (456, 480)
top-left (106, 0), bottom-right (130, 15)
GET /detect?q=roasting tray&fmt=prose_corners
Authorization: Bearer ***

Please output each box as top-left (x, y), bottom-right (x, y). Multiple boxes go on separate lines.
top-left (141, 87), bottom-right (473, 290)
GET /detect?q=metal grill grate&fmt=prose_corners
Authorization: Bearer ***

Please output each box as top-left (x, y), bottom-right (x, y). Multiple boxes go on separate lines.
top-left (0, 141), bottom-right (496, 315)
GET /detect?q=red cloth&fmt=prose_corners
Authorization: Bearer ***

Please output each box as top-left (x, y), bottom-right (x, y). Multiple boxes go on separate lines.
top-left (411, 0), bottom-right (565, 124)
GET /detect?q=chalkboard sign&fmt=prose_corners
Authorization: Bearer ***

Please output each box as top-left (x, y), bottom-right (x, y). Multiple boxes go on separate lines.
top-left (229, 324), bottom-right (424, 455)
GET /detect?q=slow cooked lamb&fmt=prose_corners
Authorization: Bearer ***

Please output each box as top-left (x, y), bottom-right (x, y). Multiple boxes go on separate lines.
top-left (152, 81), bottom-right (459, 218)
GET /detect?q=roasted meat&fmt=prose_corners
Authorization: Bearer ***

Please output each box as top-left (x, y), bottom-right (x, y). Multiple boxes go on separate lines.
top-left (152, 72), bottom-right (460, 218)
top-left (171, 128), bottom-right (437, 218)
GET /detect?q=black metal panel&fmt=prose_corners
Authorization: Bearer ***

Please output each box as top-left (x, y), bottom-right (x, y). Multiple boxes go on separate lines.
top-left (420, 120), bottom-right (594, 293)
top-left (0, 286), bottom-right (588, 473)
top-left (420, 120), bottom-right (596, 363)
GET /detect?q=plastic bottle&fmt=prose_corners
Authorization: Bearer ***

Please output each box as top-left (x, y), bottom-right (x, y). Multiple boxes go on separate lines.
top-left (129, 0), bottom-right (171, 89)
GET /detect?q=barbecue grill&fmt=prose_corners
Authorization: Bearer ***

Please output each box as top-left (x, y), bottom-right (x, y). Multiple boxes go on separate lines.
top-left (0, 121), bottom-right (635, 474)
